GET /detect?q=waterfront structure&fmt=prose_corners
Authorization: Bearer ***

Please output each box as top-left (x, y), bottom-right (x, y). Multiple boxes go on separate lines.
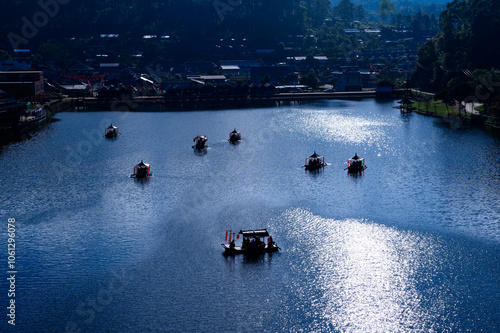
top-left (0, 71), bottom-right (44, 101)
top-left (334, 71), bottom-right (363, 92)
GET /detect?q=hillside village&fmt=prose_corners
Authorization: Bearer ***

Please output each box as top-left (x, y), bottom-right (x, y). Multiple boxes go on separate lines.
top-left (0, 2), bottom-right (437, 102)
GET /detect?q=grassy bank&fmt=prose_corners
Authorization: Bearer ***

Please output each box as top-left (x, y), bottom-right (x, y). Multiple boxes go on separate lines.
top-left (410, 98), bottom-right (462, 118)
top-left (409, 93), bottom-right (500, 129)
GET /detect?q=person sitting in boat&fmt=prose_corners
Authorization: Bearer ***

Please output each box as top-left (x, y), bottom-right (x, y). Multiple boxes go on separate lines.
top-left (242, 238), bottom-right (249, 249)
top-left (268, 236), bottom-right (274, 247)
top-left (230, 239), bottom-right (235, 249)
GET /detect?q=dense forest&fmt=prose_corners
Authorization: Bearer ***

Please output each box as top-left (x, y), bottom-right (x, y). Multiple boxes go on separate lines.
top-left (0, 0), bottom-right (333, 65)
top-left (1, 0), bottom-right (330, 50)
top-left (1, 0), bottom-right (444, 54)
top-left (414, 0), bottom-right (500, 118)
top-left (331, 0), bottom-right (446, 18)
top-left (0, 0), bottom-right (442, 66)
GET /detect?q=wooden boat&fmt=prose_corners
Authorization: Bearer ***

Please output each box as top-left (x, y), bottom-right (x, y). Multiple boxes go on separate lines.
top-left (346, 153), bottom-right (367, 173)
top-left (1, 97), bottom-right (48, 142)
top-left (304, 151), bottom-right (326, 171)
top-left (221, 229), bottom-right (280, 255)
top-left (131, 160), bottom-right (152, 179)
top-left (229, 128), bottom-right (241, 143)
top-left (104, 124), bottom-right (119, 138)
top-left (19, 107), bottom-right (48, 130)
top-left (193, 135), bottom-right (208, 150)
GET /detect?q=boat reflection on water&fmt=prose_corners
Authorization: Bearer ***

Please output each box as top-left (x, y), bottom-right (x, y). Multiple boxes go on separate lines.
top-left (193, 147), bottom-right (208, 155)
top-left (347, 170), bottom-right (365, 178)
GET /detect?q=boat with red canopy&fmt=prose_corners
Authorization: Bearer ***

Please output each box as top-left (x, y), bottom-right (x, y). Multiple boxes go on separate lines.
top-left (304, 151), bottom-right (326, 171)
top-left (229, 128), bottom-right (241, 143)
top-left (346, 153), bottom-right (367, 173)
top-left (193, 135), bottom-right (208, 150)
top-left (221, 228), bottom-right (280, 255)
top-left (131, 160), bottom-right (152, 179)
top-left (104, 124), bottom-right (119, 138)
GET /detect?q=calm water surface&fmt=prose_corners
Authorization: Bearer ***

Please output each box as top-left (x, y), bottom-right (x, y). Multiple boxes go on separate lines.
top-left (1, 99), bottom-right (499, 332)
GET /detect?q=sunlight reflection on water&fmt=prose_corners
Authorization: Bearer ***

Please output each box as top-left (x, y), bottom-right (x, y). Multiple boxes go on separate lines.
top-left (280, 108), bottom-right (393, 146)
top-left (2, 103), bottom-right (499, 332)
top-left (280, 208), bottom-right (456, 332)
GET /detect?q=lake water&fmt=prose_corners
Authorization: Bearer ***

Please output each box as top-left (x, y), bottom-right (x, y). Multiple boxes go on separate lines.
top-left (1, 99), bottom-right (499, 332)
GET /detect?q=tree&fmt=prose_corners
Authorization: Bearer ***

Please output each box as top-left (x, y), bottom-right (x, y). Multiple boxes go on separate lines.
top-left (0, 50), bottom-right (11, 60)
top-left (300, 70), bottom-right (319, 89)
top-left (379, 0), bottom-right (395, 22)
top-left (261, 74), bottom-right (271, 84)
top-left (435, 90), bottom-right (453, 117)
top-left (334, 0), bottom-right (355, 21)
top-left (430, 13), bottom-right (438, 30)
top-left (354, 5), bottom-right (365, 21)
top-left (305, 0), bottom-right (331, 28)
top-left (412, 0), bottom-right (500, 121)
top-left (304, 54), bottom-right (319, 69)
top-left (411, 11), bottom-right (423, 32)
top-left (392, 13), bottom-right (403, 27)
top-left (449, 81), bottom-right (473, 119)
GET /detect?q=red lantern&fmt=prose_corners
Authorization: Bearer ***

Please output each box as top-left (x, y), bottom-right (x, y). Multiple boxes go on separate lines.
top-left (225, 231), bottom-right (228, 241)
top-left (237, 234), bottom-right (240, 239)
top-left (228, 234), bottom-right (231, 244)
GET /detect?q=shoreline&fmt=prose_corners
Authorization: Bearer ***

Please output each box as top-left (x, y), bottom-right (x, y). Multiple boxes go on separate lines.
top-left (53, 90), bottom-right (385, 112)
top-left (411, 108), bottom-right (500, 132)
top-left (407, 94), bottom-right (500, 131)
top-left (43, 91), bottom-right (499, 134)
